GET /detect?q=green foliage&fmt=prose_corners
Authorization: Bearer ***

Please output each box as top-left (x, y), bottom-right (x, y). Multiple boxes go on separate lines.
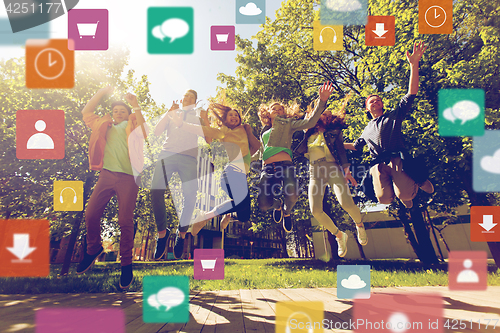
top-left (0, 48), bottom-right (176, 250)
top-left (216, 0), bottom-right (500, 256)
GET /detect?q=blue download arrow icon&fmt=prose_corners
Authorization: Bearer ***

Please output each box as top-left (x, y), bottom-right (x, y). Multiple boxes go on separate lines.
top-left (4, 0), bottom-right (79, 33)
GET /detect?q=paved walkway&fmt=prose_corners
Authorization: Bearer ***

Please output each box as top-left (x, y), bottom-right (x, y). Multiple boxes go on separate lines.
top-left (1, 287), bottom-right (500, 332)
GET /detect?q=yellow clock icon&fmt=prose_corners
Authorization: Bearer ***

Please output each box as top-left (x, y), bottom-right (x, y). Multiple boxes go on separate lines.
top-left (34, 48), bottom-right (66, 80)
top-left (425, 5), bottom-right (447, 28)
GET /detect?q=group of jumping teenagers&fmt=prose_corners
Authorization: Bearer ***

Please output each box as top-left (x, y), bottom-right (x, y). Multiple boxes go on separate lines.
top-left (76, 41), bottom-right (433, 289)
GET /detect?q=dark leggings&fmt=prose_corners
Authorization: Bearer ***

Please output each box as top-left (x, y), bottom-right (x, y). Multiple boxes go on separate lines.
top-left (257, 161), bottom-right (299, 215)
top-left (215, 164), bottom-right (251, 222)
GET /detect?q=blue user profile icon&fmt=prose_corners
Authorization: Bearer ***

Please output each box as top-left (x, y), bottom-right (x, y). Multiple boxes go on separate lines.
top-left (473, 130), bottom-right (500, 192)
top-left (337, 265), bottom-right (370, 299)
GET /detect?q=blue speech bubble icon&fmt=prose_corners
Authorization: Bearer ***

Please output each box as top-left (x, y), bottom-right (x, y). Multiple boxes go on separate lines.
top-left (4, 0), bottom-right (79, 33)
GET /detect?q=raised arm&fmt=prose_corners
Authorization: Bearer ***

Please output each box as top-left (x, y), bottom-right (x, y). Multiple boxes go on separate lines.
top-left (291, 82), bottom-right (334, 131)
top-left (154, 101), bottom-right (179, 137)
top-left (82, 85), bottom-right (113, 115)
top-left (124, 93), bottom-right (145, 127)
top-left (169, 111), bottom-right (224, 141)
top-left (406, 41), bottom-right (427, 95)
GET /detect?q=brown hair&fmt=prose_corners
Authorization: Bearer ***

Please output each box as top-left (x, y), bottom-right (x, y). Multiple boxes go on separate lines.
top-left (208, 103), bottom-right (242, 128)
top-left (186, 89), bottom-right (198, 101)
top-left (365, 94), bottom-right (383, 119)
top-left (305, 92), bottom-right (350, 136)
top-left (111, 101), bottom-right (132, 114)
top-left (257, 101), bottom-right (303, 127)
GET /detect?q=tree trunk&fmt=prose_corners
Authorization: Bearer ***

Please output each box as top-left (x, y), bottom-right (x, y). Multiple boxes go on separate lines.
top-left (280, 228), bottom-right (289, 258)
top-left (144, 229), bottom-right (151, 262)
top-left (406, 196), bottom-right (439, 264)
top-left (60, 173), bottom-right (95, 276)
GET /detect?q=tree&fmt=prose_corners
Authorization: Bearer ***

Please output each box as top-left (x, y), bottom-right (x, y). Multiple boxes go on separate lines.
top-left (0, 48), bottom-right (180, 273)
top-left (216, 0), bottom-right (500, 265)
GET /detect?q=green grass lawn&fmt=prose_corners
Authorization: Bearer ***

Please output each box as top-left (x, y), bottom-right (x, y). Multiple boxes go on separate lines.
top-left (1, 258), bottom-right (499, 294)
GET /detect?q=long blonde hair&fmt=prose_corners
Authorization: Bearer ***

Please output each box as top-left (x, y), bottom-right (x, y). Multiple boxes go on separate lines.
top-left (257, 101), bottom-right (303, 127)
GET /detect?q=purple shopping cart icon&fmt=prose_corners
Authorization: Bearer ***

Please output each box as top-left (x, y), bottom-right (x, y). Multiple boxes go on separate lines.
top-left (68, 9), bottom-right (108, 50)
top-left (210, 26), bottom-right (235, 51)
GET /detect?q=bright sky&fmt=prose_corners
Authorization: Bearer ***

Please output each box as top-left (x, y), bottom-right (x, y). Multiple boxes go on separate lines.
top-left (0, 0), bottom-right (284, 107)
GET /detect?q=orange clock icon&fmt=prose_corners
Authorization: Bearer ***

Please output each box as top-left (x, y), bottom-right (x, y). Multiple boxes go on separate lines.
top-left (26, 39), bottom-right (74, 89)
top-left (425, 5), bottom-right (446, 28)
top-left (34, 48), bottom-right (66, 80)
top-left (419, 0), bottom-right (453, 34)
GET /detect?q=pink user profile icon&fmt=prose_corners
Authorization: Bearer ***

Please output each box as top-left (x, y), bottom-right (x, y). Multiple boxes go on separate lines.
top-left (194, 249), bottom-right (224, 280)
top-left (36, 308), bottom-right (125, 332)
top-left (68, 9), bottom-right (109, 50)
top-left (210, 26), bottom-right (235, 51)
top-left (448, 251), bottom-right (487, 290)
top-left (353, 293), bottom-right (443, 333)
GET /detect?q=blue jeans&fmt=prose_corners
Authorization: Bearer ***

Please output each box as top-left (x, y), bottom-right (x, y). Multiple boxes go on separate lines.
top-left (215, 164), bottom-right (251, 222)
top-left (151, 151), bottom-right (198, 232)
top-left (257, 161), bottom-right (299, 215)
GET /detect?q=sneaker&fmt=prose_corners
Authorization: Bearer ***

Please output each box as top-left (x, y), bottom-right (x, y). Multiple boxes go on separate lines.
top-left (173, 230), bottom-right (185, 260)
top-left (76, 246), bottom-right (104, 274)
top-left (402, 199), bottom-right (413, 209)
top-left (336, 231), bottom-right (348, 258)
top-left (119, 264), bottom-right (134, 290)
top-left (419, 179), bottom-right (434, 194)
top-left (273, 199), bottom-right (283, 224)
top-left (154, 231), bottom-right (170, 261)
top-left (356, 224), bottom-right (368, 246)
top-left (283, 215), bottom-right (293, 233)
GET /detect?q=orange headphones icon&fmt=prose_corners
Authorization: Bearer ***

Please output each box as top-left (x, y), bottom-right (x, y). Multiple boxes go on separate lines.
top-left (319, 27), bottom-right (337, 44)
top-left (60, 187), bottom-right (77, 204)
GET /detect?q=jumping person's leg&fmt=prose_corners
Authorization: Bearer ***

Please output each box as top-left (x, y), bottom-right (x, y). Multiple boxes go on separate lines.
top-left (216, 164), bottom-right (250, 219)
top-left (257, 166), bottom-right (280, 212)
top-left (172, 154), bottom-right (198, 259)
top-left (370, 163), bottom-right (395, 204)
top-left (115, 172), bottom-right (139, 289)
top-left (282, 162), bottom-right (299, 215)
top-left (309, 162), bottom-right (339, 236)
top-left (84, 170), bottom-right (116, 256)
top-left (389, 157), bottom-right (418, 206)
top-left (77, 169), bottom-right (115, 274)
top-left (176, 155), bottom-right (198, 233)
top-left (151, 152), bottom-right (176, 235)
top-left (191, 164), bottom-right (251, 236)
top-left (150, 152), bottom-right (176, 260)
top-left (281, 162), bottom-right (299, 232)
top-left (329, 163), bottom-right (362, 223)
top-left (115, 173), bottom-right (139, 267)
top-left (328, 162), bottom-right (367, 245)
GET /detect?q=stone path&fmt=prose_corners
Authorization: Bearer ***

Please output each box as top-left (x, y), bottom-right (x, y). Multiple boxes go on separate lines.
top-left (1, 287), bottom-right (500, 332)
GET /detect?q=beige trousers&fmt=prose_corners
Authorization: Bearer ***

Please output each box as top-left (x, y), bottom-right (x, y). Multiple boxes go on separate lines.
top-left (370, 157), bottom-right (418, 204)
top-left (308, 160), bottom-right (361, 235)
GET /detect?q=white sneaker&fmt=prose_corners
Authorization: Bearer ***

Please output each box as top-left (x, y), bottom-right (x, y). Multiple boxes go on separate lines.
top-left (336, 231), bottom-right (348, 258)
top-left (356, 225), bottom-right (368, 246)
